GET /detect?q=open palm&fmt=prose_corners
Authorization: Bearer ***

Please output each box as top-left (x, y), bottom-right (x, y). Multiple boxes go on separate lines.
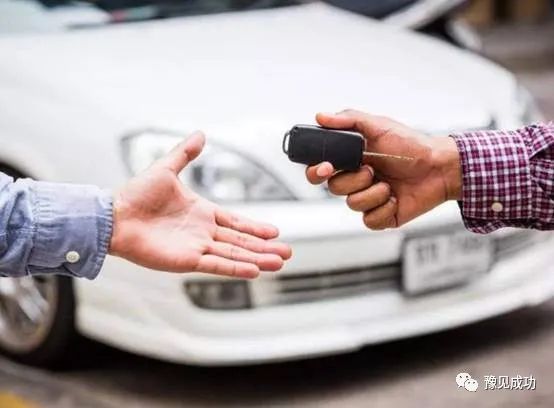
top-left (110, 132), bottom-right (291, 278)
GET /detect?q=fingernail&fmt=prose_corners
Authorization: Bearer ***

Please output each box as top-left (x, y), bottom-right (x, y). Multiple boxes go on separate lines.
top-left (320, 112), bottom-right (335, 117)
top-left (364, 165), bottom-right (374, 177)
top-left (316, 164), bottom-right (328, 177)
top-left (390, 196), bottom-right (397, 204)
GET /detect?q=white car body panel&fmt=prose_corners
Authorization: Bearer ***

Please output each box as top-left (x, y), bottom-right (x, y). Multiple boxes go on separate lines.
top-left (80, 242), bottom-right (553, 365)
top-left (1, 2), bottom-right (552, 365)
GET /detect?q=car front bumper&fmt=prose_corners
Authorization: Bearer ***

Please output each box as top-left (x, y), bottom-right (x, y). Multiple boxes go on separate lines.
top-left (75, 201), bottom-right (554, 365)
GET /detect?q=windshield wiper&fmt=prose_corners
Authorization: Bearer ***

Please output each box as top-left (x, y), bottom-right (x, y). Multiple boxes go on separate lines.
top-left (108, 4), bottom-right (200, 23)
top-left (106, 0), bottom-right (302, 23)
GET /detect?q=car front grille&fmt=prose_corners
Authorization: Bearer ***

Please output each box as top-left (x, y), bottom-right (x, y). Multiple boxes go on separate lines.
top-left (265, 263), bottom-right (400, 306)
top-left (253, 230), bottom-right (546, 308)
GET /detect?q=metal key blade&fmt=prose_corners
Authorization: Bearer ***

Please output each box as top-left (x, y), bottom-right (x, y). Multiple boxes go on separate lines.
top-left (363, 152), bottom-right (414, 161)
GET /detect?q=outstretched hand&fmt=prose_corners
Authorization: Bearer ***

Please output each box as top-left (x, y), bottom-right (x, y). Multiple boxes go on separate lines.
top-left (110, 132), bottom-right (291, 278)
top-left (305, 110), bottom-right (462, 229)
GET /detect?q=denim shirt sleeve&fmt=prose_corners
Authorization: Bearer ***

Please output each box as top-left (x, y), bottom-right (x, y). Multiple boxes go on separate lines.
top-left (0, 173), bottom-right (113, 280)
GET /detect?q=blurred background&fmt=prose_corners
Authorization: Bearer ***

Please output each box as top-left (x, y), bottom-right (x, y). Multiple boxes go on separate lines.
top-left (0, 0), bottom-right (553, 407)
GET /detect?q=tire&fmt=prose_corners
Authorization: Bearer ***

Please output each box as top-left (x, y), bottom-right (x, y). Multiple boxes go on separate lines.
top-left (0, 165), bottom-right (79, 368)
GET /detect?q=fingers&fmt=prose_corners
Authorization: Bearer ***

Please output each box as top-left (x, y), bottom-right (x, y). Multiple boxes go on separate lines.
top-left (327, 165), bottom-right (374, 196)
top-left (215, 227), bottom-right (292, 260)
top-left (195, 255), bottom-right (260, 279)
top-left (155, 131), bottom-right (206, 174)
top-left (215, 209), bottom-right (279, 240)
top-left (208, 242), bottom-right (284, 272)
top-left (305, 162), bottom-right (334, 185)
top-left (346, 182), bottom-right (391, 212)
top-left (362, 198), bottom-right (398, 230)
top-left (214, 210), bottom-right (292, 267)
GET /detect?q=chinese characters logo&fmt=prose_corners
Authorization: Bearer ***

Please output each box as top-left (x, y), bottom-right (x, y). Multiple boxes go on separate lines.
top-left (456, 373), bottom-right (536, 392)
top-left (483, 375), bottom-right (536, 390)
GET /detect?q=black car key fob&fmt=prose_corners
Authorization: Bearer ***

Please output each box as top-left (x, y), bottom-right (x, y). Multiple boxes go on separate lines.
top-left (283, 125), bottom-right (364, 171)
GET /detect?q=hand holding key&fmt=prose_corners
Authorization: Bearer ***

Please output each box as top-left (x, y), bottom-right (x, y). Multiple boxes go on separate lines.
top-left (304, 110), bottom-right (462, 230)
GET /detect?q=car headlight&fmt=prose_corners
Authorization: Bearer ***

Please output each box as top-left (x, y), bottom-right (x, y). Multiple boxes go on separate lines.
top-left (122, 130), bottom-right (295, 203)
top-left (516, 85), bottom-right (544, 125)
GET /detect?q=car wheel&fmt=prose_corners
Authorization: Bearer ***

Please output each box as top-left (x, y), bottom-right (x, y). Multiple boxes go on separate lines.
top-left (0, 165), bottom-right (78, 368)
top-left (0, 275), bottom-right (78, 367)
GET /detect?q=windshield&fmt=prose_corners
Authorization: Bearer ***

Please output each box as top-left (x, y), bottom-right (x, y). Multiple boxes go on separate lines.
top-left (38, 0), bottom-right (305, 17)
top-left (0, 0), bottom-right (307, 33)
top-left (0, 0), bottom-right (417, 35)
top-left (87, 0), bottom-right (300, 11)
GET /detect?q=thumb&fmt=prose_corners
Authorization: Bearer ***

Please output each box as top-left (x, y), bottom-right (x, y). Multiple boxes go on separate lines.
top-left (316, 109), bottom-right (371, 131)
top-left (157, 131), bottom-right (206, 174)
top-left (317, 110), bottom-right (397, 143)
top-left (316, 111), bottom-right (357, 130)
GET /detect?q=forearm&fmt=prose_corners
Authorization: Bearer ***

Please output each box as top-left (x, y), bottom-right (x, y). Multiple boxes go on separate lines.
top-left (449, 123), bottom-right (554, 233)
top-left (0, 173), bottom-right (113, 279)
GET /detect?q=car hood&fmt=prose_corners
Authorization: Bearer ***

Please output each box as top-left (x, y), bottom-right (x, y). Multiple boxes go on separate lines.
top-left (1, 2), bottom-right (512, 196)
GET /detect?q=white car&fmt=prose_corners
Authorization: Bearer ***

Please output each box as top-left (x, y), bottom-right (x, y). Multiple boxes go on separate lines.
top-left (0, 0), bottom-right (552, 367)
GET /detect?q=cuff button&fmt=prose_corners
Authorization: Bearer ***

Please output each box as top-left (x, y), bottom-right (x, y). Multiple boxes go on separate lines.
top-left (65, 251), bottom-right (81, 264)
top-left (491, 202), bottom-right (504, 213)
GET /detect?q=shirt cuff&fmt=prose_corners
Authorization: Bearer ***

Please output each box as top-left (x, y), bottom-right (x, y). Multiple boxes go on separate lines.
top-left (450, 129), bottom-right (534, 234)
top-left (24, 180), bottom-right (113, 280)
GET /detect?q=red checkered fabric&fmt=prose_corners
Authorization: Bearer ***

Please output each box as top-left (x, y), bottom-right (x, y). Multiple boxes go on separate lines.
top-left (451, 123), bottom-right (554, 233)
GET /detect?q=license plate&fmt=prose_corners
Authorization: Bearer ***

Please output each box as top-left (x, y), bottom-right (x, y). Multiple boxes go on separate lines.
top-left (402, 231), bottom-right (493, 295)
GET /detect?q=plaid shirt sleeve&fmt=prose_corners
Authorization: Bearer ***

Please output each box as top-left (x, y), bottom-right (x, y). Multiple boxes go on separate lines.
top-left (450, 122), bottom-right (554, 234)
